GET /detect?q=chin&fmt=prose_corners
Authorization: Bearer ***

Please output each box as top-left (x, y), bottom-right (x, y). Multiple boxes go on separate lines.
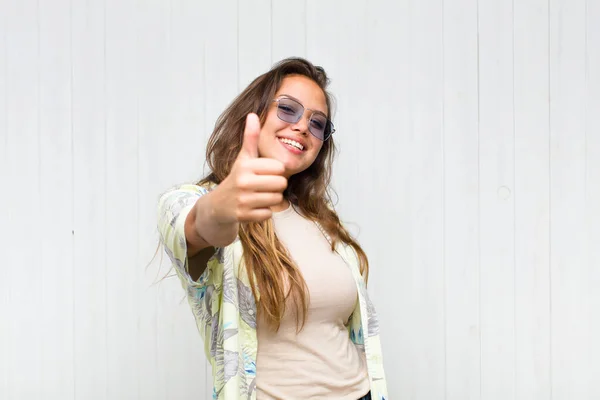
top-left (283, 153), bottom-right (319, 177)
top-left (282, 163), bottom-right (308, 178)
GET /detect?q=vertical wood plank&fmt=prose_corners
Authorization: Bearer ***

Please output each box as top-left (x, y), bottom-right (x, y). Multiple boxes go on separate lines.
top-left (306, 0), bottom-right (341, 75)
top-left (71, 0), bottom-right (108, 397)
top-left (478, 0), bottom-right (516, 398)
top-left (136, 2), bottom-right (169, 399)
top-left (0, 2), bottom-right (8, 395)
top-left (443, 0), bottom-right (482, 398)
top-left (39, 0), bottom-right (75, 397)
top-left (137, 2), bottom-right (175, 399)
top-left (549, 0), bottom-right (589, 398)
top-left (271, 0), bottom-right (306, 62)
top-left (513, 0), bottom-right (552, 399)
top-left (238, 0), bottom-right (271, 89)
top-left (168, 0), bottom-right (208, 180)
top-left (5, 0), bottom-right (43, 397)
top-left (105, 0), bottom-right (139, 398)
top-left (355, 2), bottom-right (411, 397)
top-left (204, 0), bottom-right (238, 141)
top-left (402, 0), bottom-right (446, 398)
top-left (586, 0), bottom-right (600, 397)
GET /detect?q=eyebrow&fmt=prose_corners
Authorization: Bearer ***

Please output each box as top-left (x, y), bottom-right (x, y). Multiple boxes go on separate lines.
top-left (278, 94), bottom-right (328, 116)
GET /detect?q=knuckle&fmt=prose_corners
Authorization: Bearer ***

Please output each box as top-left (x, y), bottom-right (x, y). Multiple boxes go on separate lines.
top-left (237, 193), bottom-right (251, 207)
top-left (234, 207), bottom-right (246, 222)
top-left (235, 175), bottom-right (251, 190)
top-left (236, 159), bottom-right (254, 175)
top-left (250, 209), bottom-right (271, 222)
top-left (274, 161), bottom-right (286, 175)
top-left (262, 209), bottom-right (273, 220)
top-left (263, 159), bottom-right (282, 173)
top-left (278, 177), bottom-right (288, 190)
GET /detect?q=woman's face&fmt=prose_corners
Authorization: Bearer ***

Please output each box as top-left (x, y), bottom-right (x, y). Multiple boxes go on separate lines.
top-left (257, 75), bottom-right (328, 178)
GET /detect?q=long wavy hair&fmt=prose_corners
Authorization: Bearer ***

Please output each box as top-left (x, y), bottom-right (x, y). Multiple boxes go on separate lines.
top-left (198, 57), bottom-right (369, 332)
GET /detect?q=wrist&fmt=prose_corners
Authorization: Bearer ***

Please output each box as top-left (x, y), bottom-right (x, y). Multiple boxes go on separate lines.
top-left (197, 191), bottom-right (238, 247)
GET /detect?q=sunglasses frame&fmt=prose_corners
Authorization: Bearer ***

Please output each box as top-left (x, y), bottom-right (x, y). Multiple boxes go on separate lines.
top-left (272, 96), bottom-right (335, 141)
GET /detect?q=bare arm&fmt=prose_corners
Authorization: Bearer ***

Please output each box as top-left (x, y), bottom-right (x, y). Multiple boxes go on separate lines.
top-left (184, 189), bottom-right (239, 257)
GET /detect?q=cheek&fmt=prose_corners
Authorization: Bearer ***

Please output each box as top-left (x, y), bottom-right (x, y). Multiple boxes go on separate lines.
top-left (308, 140), bottom-right (324, 159)
top-left (263, 110), bottom-right (285, 132)
top-left (260, 118), bottom-right (284, 142)
top-left (257, 114), bottom-right (280, 154)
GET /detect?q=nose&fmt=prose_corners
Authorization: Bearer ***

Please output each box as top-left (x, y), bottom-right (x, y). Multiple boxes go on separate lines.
top-left (291, 112), bottom-right (310, 135)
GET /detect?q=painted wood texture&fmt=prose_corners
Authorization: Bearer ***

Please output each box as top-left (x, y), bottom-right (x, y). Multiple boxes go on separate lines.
top-left (1, 0), bottom-right (598, 398)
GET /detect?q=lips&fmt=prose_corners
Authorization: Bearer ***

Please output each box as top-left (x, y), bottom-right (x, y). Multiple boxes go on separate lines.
top-left (277, 135), bottom-right (307, 151)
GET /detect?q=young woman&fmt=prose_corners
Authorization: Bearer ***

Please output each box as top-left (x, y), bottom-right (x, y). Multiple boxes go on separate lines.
top-left (157, 58), bottom-right (388, 400)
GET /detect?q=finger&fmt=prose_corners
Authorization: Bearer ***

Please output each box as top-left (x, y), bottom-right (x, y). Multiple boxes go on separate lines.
top-left (238, 208), bottom-right (273, 223)
top-left (240, 192), bottom-right (284, 209)
top-left (238, 175), bottom-right (288, 192)
top-left (239, 113), bottom-right (261, 159)
top-left (245, 158), bottom-right (286, 176)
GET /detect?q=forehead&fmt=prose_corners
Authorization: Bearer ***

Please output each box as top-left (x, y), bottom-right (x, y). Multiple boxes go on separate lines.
top-left (275, 75), bottom-right (328, 115)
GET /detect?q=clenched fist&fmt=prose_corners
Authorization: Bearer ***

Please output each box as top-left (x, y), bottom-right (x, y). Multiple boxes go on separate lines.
top-left (210, 113), bottom-right (288, 224)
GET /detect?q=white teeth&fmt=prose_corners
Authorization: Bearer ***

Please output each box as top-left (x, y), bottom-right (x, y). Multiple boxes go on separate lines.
top-left (279, 137), bottom-right (304, 151)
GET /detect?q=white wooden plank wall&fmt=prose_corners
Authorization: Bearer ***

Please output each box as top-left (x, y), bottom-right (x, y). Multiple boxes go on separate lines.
top-left (0, 0), bottom-right (598, 399)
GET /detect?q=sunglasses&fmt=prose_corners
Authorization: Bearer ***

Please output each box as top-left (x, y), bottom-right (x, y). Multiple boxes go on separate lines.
top-left (272, 96), bottom-right (335, 141)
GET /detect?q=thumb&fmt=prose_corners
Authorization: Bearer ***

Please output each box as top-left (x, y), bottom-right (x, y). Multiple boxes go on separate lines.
top-left (239, 113), bottom-right (261, 159)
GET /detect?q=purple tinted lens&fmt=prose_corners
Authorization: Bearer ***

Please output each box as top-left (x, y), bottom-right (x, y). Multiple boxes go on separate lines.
top-left (276, 97), bottom-right (331, 141)
top-left (276, 98), bottom-right (303, 124)
top-left (309, 116), bottom-right (327, 140)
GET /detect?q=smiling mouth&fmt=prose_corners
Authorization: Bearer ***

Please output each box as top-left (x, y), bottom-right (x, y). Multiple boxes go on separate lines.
top-left (278, 137), bottom-right (305, 151)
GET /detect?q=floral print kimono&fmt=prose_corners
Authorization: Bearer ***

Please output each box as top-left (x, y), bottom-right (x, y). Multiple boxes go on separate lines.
top-left (157, 183), bottom-right (389, 399)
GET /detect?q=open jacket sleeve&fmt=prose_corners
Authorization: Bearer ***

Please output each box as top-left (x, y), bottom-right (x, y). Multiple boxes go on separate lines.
top-left (156, 183), bottom-right (214, 288)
